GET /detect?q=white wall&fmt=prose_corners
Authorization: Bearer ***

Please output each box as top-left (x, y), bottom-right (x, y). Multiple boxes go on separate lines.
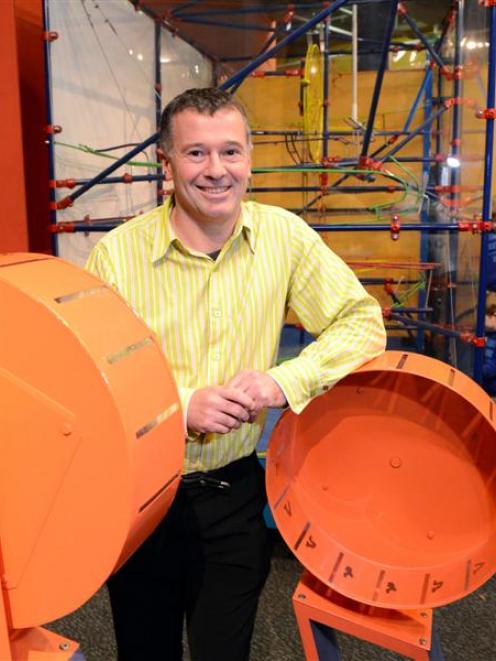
top-left (47, 0), bottom-right (212, 266)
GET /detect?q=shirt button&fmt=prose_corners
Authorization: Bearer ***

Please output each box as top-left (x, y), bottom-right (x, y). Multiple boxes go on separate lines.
top-left (213, 352), bottom-right (221, 360)
top-left (213, 309), bottom-right (221, 318)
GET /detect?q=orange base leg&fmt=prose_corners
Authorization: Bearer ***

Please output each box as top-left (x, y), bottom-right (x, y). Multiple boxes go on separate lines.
top-left (293, 572), bottom-right (443, 660)
top-left (9, 626), bottom-right (80, 661)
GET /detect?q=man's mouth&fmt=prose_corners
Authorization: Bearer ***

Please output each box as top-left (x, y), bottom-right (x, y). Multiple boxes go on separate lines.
top-left (197, 185), bottom-right (231, 195)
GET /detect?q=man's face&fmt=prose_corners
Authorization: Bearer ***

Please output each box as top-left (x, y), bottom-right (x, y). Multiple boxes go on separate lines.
top-left (164, 107), bottom-right (252, 228)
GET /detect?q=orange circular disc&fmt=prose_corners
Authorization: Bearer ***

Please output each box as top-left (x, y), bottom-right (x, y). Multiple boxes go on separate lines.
top-left (0, 254), bottom-right (184, 627)
top-left (266, 351), bottom-right (496, 609)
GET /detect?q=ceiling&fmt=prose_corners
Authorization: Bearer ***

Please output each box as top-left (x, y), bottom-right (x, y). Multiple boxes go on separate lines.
top-left (134, 1), bottom-right (452, 72)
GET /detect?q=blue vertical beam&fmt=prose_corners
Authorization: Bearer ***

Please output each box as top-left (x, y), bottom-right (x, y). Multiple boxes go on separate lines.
top-left (154, 19), bottom-right (162, 207)
top-left (360, 0), bottom-right (400, 161)
top-left (417, 62), bottom-right (434, 353)
top-left (42, 0), bottom-right (58, 255)
top-left (403, 68), bottom-right (432, 133)
top-left (322, 15), bottom-right (331, 162)
top-left (446, 1), bottom-right (464, 366)
top-left (474, 4), bottom-right (496, 382)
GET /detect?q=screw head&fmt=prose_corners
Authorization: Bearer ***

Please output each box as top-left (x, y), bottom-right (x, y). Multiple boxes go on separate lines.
top-left (297, 593), bottom-right (306, 600)
top-left (59, 642), bottom-right (70, 651)
top-left (419, 638), bottom-right (427, 646)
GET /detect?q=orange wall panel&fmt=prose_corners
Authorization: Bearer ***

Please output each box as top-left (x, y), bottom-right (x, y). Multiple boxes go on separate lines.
top-left (0, 0), bottom-right (29, 252)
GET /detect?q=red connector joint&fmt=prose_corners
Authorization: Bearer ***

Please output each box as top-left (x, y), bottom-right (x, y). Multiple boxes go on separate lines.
top-left (359, 155), bottom-right (384, 172)
top-left (51, 197), bottom-right (73, 210)
top-left (122, 173), bottom-right (133, 184)
top-left (458, 220), bottom-right (494, 233)
top-left (382, 307), bottom-right (392, 320)
top-left (384, 279), bottom-right (395, 296)
top-left (45, 125), bottom-right (62, 135)
top-left (322, 156), bottom-right (342, 166)
top-left (443, 97), bottom-right (464, 108)
top-left (50, 179), bottom-right (76, 189)
top-left (42, 31), bottom-right (59, 42)
top-left (49, 223), bottom-right (76, 234)
top-left (476, 107), bottom-right (496, 119)
top-left (397, 3), bottom-right (408, 16)
top-left (390, 216), bottom-right (401, 241)
top-left (479, 0), bottom-right (496, 7)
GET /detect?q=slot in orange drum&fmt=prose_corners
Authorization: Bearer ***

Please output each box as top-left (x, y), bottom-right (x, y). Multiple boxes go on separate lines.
top-left (0, 254), bottom-right (184, 628)
top-left (266, 351), bottom-right (496, 609)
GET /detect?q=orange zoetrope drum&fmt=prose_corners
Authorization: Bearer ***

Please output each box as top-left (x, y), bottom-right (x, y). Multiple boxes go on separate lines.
top-left (267, 351), bottom-right (496, 609)
top-left (0, 254), bottom-right (184, 629)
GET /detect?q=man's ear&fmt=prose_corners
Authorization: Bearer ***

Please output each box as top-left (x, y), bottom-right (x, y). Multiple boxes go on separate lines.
top-left (158, 147), bottom-right (172, 180)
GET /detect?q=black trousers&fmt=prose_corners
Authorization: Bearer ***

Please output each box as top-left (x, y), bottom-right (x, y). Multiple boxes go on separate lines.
top-left (107, 452), bottom-right (272, 661)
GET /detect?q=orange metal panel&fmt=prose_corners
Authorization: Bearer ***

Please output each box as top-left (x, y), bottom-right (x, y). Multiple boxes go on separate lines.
top-left (267, 351), bottom-right (496, 609)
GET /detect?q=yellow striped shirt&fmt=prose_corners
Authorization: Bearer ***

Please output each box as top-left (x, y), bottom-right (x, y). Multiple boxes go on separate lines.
top-left (86, 197), bottom-right (386, 473)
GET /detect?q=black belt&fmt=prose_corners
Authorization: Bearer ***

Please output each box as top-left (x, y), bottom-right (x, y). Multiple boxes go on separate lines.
top-left (180, 451), bottom-right (258, 491)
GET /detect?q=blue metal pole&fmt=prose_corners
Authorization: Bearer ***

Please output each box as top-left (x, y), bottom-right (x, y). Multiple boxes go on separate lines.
top-left (169, 0), bottom-right (204, 17)
top-left (174, 1), bottom-right (409, 18)
top-left (445, 0), bottom-right (464, 366)
top-left (61, 133), bottom-right (159, 206)
top-left (388, 312), bottom-right (471, 341)
top-left (42, 0), bottom-right (58, 255)
top-left (221, 43), bottom-right (427, 62)
top-left (417, 58), bottom-right (434, 353)
top-left (378, 104), bottom-right (450, 162)
top-left (176, 17), bottom-right (276, 31)
top-left (221, 0), bottom-right (352, 91)
top-left (154, 20), bottom-right (162, 207)
top-left (403, 68), bottom-right (432, 133)
top-left (397, 4), bottom-right (445, 69)
top-left (308, 224), bottom-right (460, 231)
top-left (360, 0), bottom-right (400, 160)
top-left (474, 4), bottom-right (496, 382)
top-left (322, 16), bottom-right (331, 161)
top-left (65, 222), bottom-right (463, 234)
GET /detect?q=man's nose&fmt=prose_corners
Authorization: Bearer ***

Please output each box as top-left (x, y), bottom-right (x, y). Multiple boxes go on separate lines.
top-left (204, 152), bottom-right (226, 178)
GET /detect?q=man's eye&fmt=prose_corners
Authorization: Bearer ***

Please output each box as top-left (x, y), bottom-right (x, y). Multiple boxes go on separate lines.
top-left (188, 150), bottom-right (204, 159)
top-left (224, 148), bottom-right (241, 158)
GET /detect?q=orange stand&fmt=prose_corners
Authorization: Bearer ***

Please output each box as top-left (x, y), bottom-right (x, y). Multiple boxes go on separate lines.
top-left (267, 351), bottom-right (496, 659)
top-left (293, 572), bottom-right (437, 660)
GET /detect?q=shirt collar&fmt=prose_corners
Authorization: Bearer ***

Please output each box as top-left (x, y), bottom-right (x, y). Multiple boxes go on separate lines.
top-left (151, 197), bottom-right (255, 263)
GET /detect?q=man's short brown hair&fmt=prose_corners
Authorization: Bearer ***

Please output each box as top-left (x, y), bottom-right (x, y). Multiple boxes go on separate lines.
top-left (159, 87), bottom-right (252, 155)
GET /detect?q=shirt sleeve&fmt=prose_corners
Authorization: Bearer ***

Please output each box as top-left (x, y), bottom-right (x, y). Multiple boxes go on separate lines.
top-left (267, 226), bottom-right (386, 414)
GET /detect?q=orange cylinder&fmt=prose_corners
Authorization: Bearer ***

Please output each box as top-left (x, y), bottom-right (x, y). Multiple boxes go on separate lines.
top-left (0, 254), bottom-right (184, 627)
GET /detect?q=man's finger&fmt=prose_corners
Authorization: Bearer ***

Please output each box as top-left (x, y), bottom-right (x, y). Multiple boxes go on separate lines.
top-left (223, 387), bottom-right (256, 411)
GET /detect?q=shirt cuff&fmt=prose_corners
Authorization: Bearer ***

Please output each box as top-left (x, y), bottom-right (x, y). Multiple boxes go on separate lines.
top-left (267, 355), bottom-right (328, 415)
top-left (177, 386), bottom-right (195, 436)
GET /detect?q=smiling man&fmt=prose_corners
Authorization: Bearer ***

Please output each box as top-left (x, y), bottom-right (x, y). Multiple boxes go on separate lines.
top-left (86, 87), bottom-right (386, 661)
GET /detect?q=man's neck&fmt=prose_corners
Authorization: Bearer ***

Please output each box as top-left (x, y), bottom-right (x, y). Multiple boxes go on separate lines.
top-left (170, 206), bottom-right (240, 253)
